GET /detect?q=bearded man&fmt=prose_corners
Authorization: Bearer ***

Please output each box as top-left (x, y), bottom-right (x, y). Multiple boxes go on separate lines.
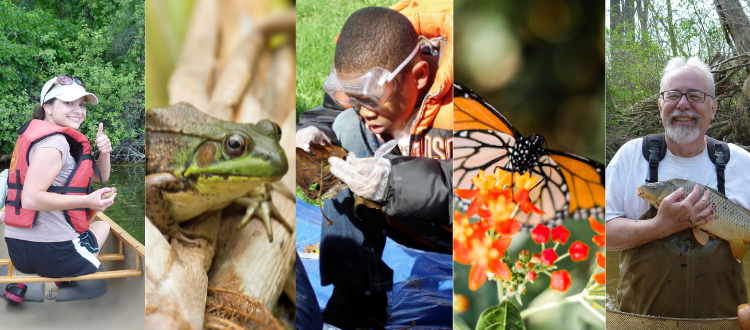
top-left (606, 57), bottom-right (750, 318)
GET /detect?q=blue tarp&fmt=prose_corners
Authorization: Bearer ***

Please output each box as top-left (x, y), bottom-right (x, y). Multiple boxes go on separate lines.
top-left (295, 197), bottom-right (453, 329)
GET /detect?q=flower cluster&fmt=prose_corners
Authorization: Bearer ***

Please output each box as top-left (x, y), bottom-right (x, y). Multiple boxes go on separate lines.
top-left (454, 168), bottom-right (605, 297)
top-left (454, 169), bottom-right (543, 290)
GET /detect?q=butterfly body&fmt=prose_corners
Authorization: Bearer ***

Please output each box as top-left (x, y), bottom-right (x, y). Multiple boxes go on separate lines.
top-left (508, 134), bottom-right (545, 175)
top-left (453, 82), bottom-right (604, 227)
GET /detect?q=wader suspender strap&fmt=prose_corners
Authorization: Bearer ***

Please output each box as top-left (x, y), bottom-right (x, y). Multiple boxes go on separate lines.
top-left (706, 137), bottom-right (730, 195)
top-left (648, 140), bottom-right (661, 183)
top-left (641, 134), bottom-right (731, 194)
top-left (642, 134), bottom-right (667, 183)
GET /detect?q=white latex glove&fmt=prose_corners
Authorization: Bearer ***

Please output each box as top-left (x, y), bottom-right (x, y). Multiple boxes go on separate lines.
top-left (296, 126), bottom-right (331, 152)
top-left (328, 140), bottom-right (397, 203)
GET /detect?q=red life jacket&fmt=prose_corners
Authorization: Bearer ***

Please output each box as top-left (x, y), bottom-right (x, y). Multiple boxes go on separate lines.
top-left (5, 119), bottom-right (101, 233)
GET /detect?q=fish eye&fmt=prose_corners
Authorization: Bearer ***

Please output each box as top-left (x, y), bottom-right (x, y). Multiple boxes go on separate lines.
top-left (222, 133), bottom-right (246, 158)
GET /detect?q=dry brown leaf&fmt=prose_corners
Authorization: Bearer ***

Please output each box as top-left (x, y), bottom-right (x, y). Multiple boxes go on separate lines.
top-left (295, 141), bottom-right (348, 201)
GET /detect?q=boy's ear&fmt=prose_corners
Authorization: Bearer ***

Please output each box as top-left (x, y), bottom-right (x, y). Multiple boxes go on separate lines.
top-left (412, 60), bottom-right (430, 90)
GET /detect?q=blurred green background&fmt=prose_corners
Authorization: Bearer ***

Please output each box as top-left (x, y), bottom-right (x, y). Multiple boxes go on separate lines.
top-left (144, 0), bottom-right (197, 110)
top-left (295, 0), bottom-right (394, 121)
top-left (453, 0), bottom-right (605, 329)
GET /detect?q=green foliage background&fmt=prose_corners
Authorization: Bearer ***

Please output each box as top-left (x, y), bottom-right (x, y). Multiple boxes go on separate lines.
top-left (605, 0), bottom-right (728, 163)
top-left (0, 0), bottom-right (145, 158)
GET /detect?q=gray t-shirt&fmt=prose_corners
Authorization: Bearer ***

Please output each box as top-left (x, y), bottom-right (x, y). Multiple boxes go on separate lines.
top-left (5, 134), bottom-right (80, 242)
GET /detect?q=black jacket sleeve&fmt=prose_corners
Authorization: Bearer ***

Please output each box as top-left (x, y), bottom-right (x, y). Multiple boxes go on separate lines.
top-left (382, 157), bottom-right (452, 227)
top-left (295, 94), bottom-right (346, 146)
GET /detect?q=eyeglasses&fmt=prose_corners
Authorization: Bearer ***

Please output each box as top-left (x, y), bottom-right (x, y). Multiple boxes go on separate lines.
top-left (323, 44), bottom-right (420, 111)
top-left (660, 91), bottom-right (713, 103)
top-left (43, 75), bottom-right (86, 102)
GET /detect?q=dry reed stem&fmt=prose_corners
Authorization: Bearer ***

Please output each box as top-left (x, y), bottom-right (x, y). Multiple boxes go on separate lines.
top-left (209, 10), bottom-right (295, 121)
top-left (168, 0), bottom-right (217, 112)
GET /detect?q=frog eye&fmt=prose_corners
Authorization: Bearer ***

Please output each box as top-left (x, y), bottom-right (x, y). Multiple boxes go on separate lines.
top-left (257, 119), bottom-right (282, 141)
top-left (222, 133), bottom-right (247, 158)
top-left (274, 123), bottom-right (282, 140)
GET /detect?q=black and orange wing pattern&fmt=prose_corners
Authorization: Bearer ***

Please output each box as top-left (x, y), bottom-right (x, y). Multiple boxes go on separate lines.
top-left (453, 82), bottom-right (604, 227)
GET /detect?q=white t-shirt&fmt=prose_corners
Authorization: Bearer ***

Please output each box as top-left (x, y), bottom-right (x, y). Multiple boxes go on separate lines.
top-left (606, 137), bottom-right (750, 222)
top-left (5, 134), bottom-right (80, 242)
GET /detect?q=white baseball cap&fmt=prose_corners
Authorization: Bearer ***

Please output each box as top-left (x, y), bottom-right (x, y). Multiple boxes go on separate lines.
top-left (40, 76), bottom-right (99, 106)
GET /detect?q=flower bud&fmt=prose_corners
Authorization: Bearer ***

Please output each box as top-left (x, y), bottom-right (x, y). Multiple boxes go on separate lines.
top-left (526, 271), bottom-right (537, 283)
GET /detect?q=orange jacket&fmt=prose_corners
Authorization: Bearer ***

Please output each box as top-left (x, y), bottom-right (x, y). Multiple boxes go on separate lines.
top-left (390, 0), bottom-right (453, 139)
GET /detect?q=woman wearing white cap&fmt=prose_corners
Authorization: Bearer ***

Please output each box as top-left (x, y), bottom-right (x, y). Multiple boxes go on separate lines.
top-left (2, 76), bottom-right (117, 304)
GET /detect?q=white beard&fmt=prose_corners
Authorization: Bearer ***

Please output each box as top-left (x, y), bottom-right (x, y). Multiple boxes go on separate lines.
top-left (665, 109), bottom-right (702, 145)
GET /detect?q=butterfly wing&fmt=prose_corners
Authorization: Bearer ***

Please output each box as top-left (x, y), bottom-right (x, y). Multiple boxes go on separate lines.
top-left (453, 82), bottom-right (604, 227)
top-left (453, 82), bottom-right (521, 190)
top-left (545, 150), bottom-right (605, 219)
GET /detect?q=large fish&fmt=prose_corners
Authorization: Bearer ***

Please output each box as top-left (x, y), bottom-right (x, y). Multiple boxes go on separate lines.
top-left (637, 179), bottom-right (750, 262)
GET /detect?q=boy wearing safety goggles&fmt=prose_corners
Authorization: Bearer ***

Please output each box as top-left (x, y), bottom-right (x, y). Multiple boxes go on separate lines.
top-left (296, 2), bottom-right (452, 328)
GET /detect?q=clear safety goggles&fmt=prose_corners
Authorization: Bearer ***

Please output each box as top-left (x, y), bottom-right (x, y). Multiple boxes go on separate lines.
top-left (323, 44), bottom-right (420, 111)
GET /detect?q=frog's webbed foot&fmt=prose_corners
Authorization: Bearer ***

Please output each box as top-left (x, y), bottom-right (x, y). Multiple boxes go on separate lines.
top-left (272, 181), bottom-right (295, 201)
top-left (233, 184), bottom-right (293, 242)
top-left (165, 225), bottom-right (207, 247)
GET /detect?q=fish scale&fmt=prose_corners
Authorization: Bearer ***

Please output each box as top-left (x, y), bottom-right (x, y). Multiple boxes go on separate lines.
top-left (637, 178), bottom-right (750, 262)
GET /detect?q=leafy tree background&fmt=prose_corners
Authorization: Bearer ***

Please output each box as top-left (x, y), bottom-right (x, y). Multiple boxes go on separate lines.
top-left (606, 0), bottom-right (750, 165)
top-left (0, 0), bottom-right (145, 161)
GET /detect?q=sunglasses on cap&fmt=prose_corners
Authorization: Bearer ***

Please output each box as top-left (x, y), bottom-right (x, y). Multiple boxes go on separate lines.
top-left (323, 44), bottom-right (419, 111)
top-left (42, 75), bottom-right (86, 102)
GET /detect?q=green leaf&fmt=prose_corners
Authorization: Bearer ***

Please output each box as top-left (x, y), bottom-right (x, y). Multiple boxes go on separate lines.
top-left (475, 300), bottom-right (526, 330)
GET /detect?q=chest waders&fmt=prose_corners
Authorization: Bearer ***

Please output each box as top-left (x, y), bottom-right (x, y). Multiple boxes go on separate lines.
top-left (615, 134), bottom-right (746, 318)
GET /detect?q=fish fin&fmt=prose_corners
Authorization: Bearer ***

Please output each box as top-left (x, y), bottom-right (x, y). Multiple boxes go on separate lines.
top-left (729, 240), bottom-right (749, 263)
top-left (693, 227), bottom-right (709, 245)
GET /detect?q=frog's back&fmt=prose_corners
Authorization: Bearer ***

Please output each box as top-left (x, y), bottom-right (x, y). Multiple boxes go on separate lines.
top-left (146, 103), bottom-right (210, 173)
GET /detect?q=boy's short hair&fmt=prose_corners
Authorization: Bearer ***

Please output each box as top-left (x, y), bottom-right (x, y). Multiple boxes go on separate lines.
top-left (334, 7), bottom-right (419, 75)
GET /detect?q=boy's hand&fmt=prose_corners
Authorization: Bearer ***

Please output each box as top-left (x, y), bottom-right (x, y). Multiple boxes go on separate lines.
top-left (296, 127), bottom-right (330, 152)
top-left (329, 154), bottom-right (391, 203)
top-left (328, 139), bottom-right (397, 203)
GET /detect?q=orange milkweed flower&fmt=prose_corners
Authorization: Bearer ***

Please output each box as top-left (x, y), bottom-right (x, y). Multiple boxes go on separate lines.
top-left (531, 224), bottom-right (550, 244)
top-left (513, 171), bottom-right (538, 191)
top-left (551, 225), bottom-right (570, 244)
top-left (569, 241), bottom-right (589, 261)
top-left (487, 195), bottom-right (520, 236)
top-left (512, 189), bottom-right (545, 215)
top-left (589, 217), bottom-right (605, 247)
top-left (594, 251), bottom-right (606, 285)
top-left (453, 211), bottom-right (488, 248)
top-left (541, 248), bottom-right (558, 266)
top-left (550, 270), bottom-right (572, 292)
top-left (455, 236), bottom-right (512, 290)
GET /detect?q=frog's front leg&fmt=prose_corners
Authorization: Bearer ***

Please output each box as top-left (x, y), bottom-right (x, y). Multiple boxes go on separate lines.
top-left (234, 183), bottom-right (293, 242)
top-left (146, 173), bottom-right (211, 247)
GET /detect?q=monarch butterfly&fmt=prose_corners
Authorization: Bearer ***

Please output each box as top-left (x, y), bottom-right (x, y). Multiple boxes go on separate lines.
top-left (453, 82), bottom-right (605, 227)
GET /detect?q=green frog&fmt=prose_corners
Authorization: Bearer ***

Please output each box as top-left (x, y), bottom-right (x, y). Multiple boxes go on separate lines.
top-left (145, 102), bottom-right (292, 246)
